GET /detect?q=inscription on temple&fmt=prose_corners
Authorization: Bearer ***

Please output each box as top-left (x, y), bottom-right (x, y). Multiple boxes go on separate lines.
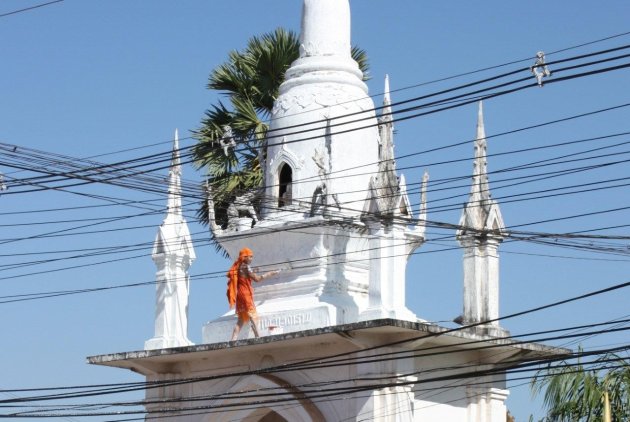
top-left (260, 312), bottom-right (313, 328)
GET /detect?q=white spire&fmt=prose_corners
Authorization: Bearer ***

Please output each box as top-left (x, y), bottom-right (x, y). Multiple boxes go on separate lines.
top-left (458, 101), bottom-right (504, 233)
top-left (381, 74), bottom-right (393, 126)
top-left (145, 129), bottom-right (195, 350)
top-left (471, 101), bottom-right (490, 210)
top-left (379, 74), bottom-right (395, 166)
top-left (419, 170), bottom-right (429, 222)
top-left (300, 0), bottom-right (351, 58)
top-left (362, 74), bottom-right (401, 220)
top-left (409, 169), bottom-right (429, 237)
top-left (280, 0), bottom-right (366, 94)
top-left (166, 129), bottom-right (183, 222)
top-left (456, 105), bottom-right (507, 335)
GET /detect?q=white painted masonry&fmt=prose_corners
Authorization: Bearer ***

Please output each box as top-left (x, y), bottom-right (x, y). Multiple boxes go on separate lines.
top-left (144, 130), bottom-right (196, 350)
top-left (457, 102), bottom-right (507, 336)
top-left (202, 0), bottom-right (426, 343)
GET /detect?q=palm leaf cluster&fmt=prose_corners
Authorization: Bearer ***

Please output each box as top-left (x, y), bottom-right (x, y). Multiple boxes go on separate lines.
top-left (531, 351), bottom-right (630, 421)
top-left (193, 27), bottom-right (369, 228)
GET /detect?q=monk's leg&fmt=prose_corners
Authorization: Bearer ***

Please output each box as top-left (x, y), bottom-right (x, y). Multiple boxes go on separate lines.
top-left (249, 311), bottom-right (260, 338)
top-left (231, 317), bottom-right (244, 341)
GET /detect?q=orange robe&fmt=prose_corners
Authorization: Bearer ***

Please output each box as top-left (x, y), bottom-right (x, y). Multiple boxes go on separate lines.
top-left (227, 263), bottom-right (257, 322)
top-left (236, 264), bottom-right (256, 321)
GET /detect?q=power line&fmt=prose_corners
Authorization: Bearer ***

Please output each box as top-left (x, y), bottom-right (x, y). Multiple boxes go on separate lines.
top-left (4, 346), bottom-right (628, 418)
top-left (0, 189), bottom-right (628, 296)
top-left (218, 44), bottom-right (630, 152)
top-left (1, 44), bottom-right (623, 200)
top-left (0, 0), bottom-right (63, 18)
top-left (2, 277), bottom-right (629, 402)
top-left (2, 104), bottom-right (628, 224)
top-left (4, 21), bottom-right (630, 422)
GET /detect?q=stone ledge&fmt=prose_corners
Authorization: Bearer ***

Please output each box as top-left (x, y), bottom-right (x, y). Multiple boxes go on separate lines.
top-left (87, 318), bottom-right (569, 366)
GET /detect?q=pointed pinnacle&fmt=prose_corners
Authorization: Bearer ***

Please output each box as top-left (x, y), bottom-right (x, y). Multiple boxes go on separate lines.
top-left (381, 74), bottom-right (393, 124)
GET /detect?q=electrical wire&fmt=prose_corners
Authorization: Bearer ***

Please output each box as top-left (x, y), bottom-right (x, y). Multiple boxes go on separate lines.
top-left (0, 0), bottom-right (63, 18)
top-left (3, 347), bottom-right (628, 418)
top-left (2, 278), bottom-right (629, 402)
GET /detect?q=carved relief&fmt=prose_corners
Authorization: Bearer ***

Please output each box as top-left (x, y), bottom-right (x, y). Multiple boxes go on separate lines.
top-left (205, 182), bottom-right (221, 235)
top-left (327, 279), bottom-right (344, 294)
top-left (310, 146), bottom-right (340, 217)
top-left (268, 143), bottom-right (304, 171)
top-left (272, 86), bottom-right (371, 116)
top-left (226, 190), bottom-right (260, 231)
top-left (218, 125), bottom-right (236, 156)
top-left (299, 41), bottom-right (348, 57)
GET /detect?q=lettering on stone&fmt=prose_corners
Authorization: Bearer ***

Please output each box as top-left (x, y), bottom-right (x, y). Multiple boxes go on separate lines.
top-left (260, 312), bottom-right (313, 329)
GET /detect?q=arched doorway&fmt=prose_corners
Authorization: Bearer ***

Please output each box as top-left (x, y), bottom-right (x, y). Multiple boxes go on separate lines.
top-left (258, 410), bottom-right (288, 422)
top-left (278, 163), bottom-right (293, 207)
top-left (209, 374), bottom-right (326, 422)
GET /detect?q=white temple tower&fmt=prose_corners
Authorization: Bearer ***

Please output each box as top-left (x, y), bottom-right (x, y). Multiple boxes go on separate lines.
top-left (203, 0), bottom-right (426, 342)
top-left (144, 130), bottom-right (196, 350)
top-left (456, 102), bottom-right (507, 336)
top-left (262, 0), bottom-right (378, 216)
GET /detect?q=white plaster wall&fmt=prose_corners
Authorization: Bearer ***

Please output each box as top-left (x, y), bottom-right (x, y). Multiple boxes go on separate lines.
top-left (204, 222), bottom-right (375, 343)
top-left (262, 0), bottom-right (379, 218)
top-left (142, 339), bottom-right (508, 422)
top-left (265, 88), bottom-right (379, 218)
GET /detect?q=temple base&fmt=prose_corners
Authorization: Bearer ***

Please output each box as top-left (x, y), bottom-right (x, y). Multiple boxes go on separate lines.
top-left (359, 305), bottom-right (418, 323)
top-left (144, 336), bottom-right (193, 351)
top-left (202, 298), bottom-right (354, 344)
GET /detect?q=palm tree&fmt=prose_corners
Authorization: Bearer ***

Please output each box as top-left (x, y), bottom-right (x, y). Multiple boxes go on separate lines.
top-left (192, 27), bottom-right (369, 228)
top-left (531, 351), bottom-right (630, 421)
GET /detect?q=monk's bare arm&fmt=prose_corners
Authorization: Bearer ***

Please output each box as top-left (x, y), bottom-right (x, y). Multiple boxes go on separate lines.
top-left (244, 265), bottom-right (280, 283)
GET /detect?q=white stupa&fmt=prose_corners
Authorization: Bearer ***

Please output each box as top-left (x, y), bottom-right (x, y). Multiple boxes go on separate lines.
top-left (203, 0), bottom-right (427, 342)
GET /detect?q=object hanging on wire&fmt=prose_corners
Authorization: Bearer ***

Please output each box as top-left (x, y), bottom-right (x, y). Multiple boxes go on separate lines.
top-left (531, 51), bottom-right (552, 87)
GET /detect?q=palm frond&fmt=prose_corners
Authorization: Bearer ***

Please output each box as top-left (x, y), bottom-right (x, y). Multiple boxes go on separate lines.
top-left (532, 349), bottom-right (630, 421)
top-left (351, 45), bottom-right (370, 81)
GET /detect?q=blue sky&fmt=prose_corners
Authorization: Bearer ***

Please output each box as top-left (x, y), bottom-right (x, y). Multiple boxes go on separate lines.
top-left (1, 0), bottom-right (629, 420)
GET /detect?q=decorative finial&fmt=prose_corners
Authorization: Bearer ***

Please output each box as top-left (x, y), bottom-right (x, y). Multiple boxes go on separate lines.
top-left (219, 125), bottom-right (236, 157)
top-left (205, 181), bottom-right (221, 235)
top-left (380, 74), bottom-right (393, 126)
top-left (408, 170), bottom-right (428, 236)
top-left (378, 74), bottom-right (395, 165)
top-left (458, 103), bottom-right (505, 235)
top-left (172, 129), bottom-right (181, 172)
top-left (420, 170), bottom-right (429, 221)
top-left (477, 101), bottom-right (484, 138)
top-left (473, 101), bottom-right (490, 206)
top-left (165, 129), bottom-right (183, 220)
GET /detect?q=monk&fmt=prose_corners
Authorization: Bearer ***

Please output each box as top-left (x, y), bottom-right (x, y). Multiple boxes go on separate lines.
top-left (227, 248), bottom-right (280, 341)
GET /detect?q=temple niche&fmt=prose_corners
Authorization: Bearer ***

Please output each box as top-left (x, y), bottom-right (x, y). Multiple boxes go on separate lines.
top-left (88, 1), bottom-right (567, 421)
top-left (278, 162), bottom-right (293, 207)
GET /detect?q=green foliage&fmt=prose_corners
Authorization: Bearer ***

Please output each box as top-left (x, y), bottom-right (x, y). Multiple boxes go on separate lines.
top-left (192, 27), bottom-right (369, 230)
top-left (531, 350), bottom-right (630, 421)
